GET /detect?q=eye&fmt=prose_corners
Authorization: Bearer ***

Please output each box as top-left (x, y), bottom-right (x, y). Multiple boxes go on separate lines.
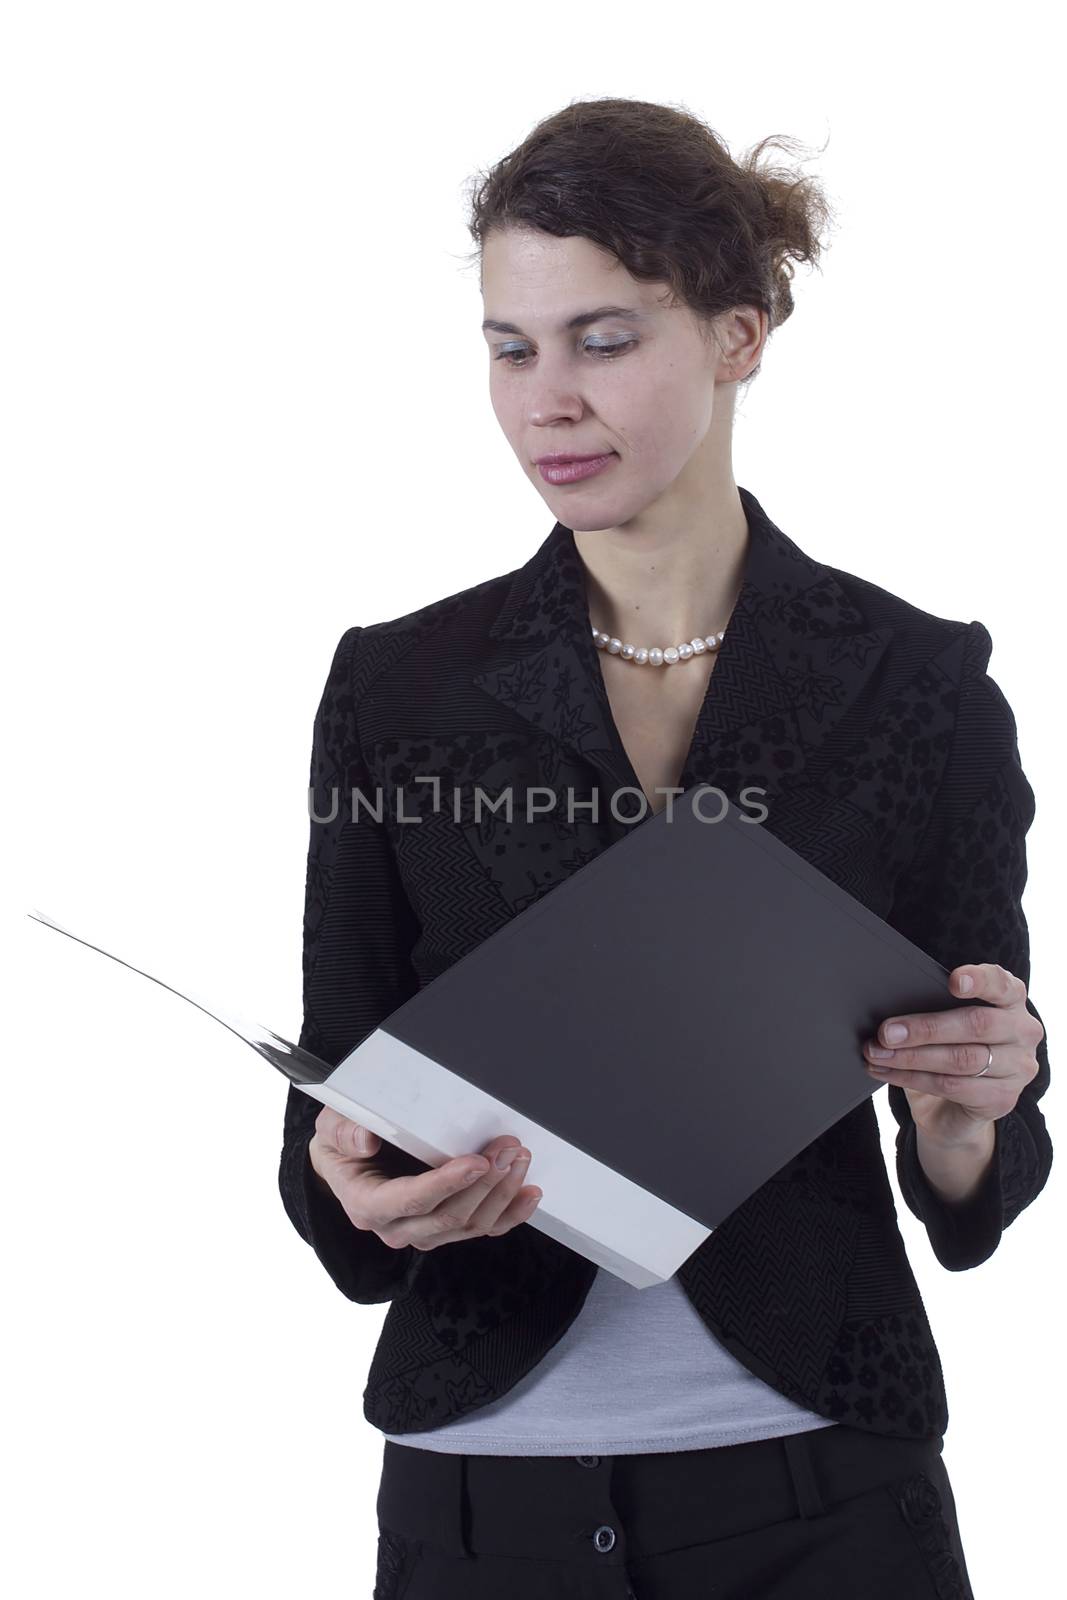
top-left (493, 338), bottom-right (637, 368)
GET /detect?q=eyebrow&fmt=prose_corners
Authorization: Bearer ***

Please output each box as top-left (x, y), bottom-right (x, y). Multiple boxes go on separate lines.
top-left (481, 305), bottom-right (649, 335)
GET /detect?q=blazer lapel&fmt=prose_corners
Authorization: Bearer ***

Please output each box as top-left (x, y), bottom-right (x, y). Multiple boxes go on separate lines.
top-left (472, 487), bottom-right (895, 820)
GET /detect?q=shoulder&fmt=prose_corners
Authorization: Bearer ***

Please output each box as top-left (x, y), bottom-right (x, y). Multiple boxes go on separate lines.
top-left (827, 557), bottom-right (988, 664)
top-left (827, 561), bottom-right (1027, 819)
top-left (327, 562), bottom-right (520, 699)
top-left (826, 562), bottom-right (1032, 852)
top-left (815, 550), bottom-right (1027, 809)
top-left (823, 559), bottom-right (1004, 726)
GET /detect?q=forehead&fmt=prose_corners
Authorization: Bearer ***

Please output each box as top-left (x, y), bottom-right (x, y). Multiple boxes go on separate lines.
top-left (480, 227), bottom-right (666, 327)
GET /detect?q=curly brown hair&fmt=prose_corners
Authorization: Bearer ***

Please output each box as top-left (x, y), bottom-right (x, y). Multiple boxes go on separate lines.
top-left (463, 96), bottom-right (836, 383)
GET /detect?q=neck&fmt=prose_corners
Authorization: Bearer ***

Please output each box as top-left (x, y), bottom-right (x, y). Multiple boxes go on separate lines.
top-left (572, 483), bottom-right (750, 646)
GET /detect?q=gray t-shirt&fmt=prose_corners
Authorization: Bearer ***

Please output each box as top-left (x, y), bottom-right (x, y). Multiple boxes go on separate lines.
top-left (380, 1267), bottom-right (838, 1456)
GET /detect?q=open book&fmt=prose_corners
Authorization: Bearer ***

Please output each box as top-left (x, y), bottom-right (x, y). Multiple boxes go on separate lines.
top-left (27, 789), bottom-right (973, 1288)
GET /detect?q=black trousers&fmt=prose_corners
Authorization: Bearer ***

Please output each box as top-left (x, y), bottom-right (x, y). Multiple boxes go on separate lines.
top-left (373, 1423), bottom-right (975, 1598)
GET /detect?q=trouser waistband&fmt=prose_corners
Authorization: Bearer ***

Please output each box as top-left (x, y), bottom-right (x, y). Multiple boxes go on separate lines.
top-left (376, 1424), bottom-right (945, 1561)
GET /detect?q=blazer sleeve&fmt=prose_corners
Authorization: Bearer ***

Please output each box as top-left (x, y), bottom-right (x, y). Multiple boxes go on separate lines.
top-left (884, 620), bottom-right (1052, 1272)
top-left (277, 625), bottom-right (426, 1304)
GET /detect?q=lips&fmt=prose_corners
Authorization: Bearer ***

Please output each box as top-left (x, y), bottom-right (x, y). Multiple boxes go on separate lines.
top-left (534, 452), bottom-right (615, 466)
top-left (537, 453), bottom-right (617, 485)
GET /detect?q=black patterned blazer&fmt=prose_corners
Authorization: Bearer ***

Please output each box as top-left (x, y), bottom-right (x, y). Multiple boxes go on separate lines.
top-left (278, 485), bottom-right (1052, 1442)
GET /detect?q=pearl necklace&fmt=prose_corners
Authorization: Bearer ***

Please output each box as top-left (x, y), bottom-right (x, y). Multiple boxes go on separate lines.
top-left (591, 621), bottom-right (727, 666)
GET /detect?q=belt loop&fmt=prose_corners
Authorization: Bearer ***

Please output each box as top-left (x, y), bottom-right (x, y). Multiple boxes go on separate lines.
top-left (782, 1432), bottom-right (827, 1520)
top-left (454, 1453), bottom-right (473, 1558)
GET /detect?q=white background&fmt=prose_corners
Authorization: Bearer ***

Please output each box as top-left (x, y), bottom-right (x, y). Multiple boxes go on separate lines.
top-left (6, 2), bottom-right (1061, 1594)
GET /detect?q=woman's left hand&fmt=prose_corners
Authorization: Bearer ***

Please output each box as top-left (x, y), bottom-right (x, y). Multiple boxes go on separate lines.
top-left (863, 963), bottom-right (1045, 1145)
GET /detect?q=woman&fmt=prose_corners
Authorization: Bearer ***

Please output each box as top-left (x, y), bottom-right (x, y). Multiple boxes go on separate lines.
top-left (278, 99), bottom-right (1051, 1598)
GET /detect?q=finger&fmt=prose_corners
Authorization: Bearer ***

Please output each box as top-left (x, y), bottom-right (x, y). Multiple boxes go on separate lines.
top-left (365, 1136), bottom-right (521, 1241)
top-left (405, 1141), bottom-right (533, 1250)
top-left (354, 1149), bottom-right (493, 1233)
top-left (863, 1038), bottom-right (1026, 1077)
top-left (951, 963), bottom-right (1028, 1010)
top-left (315, 1106), bottom-right (381, 1157)
top-left (327, 1114), bottom-right (382, 1159)
top-left (466, 1149), bottom-right (533, 1235)
top-left (429, 1168), bottom-right (543, 1249)
top-left (874, 997), bottom-right (1014, 1053)
top-left (315, 1105), bottom-right (349, 1146)
top-left (864, 1059), bottom-right (1008, 1104)
top-left (421, 1139), bottom-right (527, 1235)
top-left (482, 1181), bottom-right (543, 1238)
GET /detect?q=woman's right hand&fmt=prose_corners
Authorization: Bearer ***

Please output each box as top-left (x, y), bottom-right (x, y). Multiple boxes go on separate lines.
top-left (308, 1107), bottom-right (542, 1251)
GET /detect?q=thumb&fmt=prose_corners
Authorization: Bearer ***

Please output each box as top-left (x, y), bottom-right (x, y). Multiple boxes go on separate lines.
top-left (346, 1121), bottom-right (381, 1157)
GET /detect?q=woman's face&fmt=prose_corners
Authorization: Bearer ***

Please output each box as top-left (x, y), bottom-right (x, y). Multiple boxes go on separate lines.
top-left (480, 225), bottom-right (760, 531)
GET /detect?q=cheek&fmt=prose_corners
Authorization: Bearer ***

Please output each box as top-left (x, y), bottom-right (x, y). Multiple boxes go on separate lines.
top-left (623, 381), bottom-right (708, 469)
top-left (488, 381), bottom-right (525, 442)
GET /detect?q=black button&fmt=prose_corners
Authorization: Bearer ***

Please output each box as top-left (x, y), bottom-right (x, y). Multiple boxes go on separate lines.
top-left (575, 1454), bottom-right (600, 1468)
top-left (593, 1525), bottom-right (616, 1553)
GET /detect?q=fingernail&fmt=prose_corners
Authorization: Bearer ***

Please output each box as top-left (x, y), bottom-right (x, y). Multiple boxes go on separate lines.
top-left (884, 1023), bottom-right (908, 1043)
top-left (495, 1146), bottom-right (519, 1170)
top-left (868, 1043), bottom-right (893, 1060)
top-left (958, 974), bottom-right (974, 993)
top-left (464, 1165), bottom-right (487, 1184)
